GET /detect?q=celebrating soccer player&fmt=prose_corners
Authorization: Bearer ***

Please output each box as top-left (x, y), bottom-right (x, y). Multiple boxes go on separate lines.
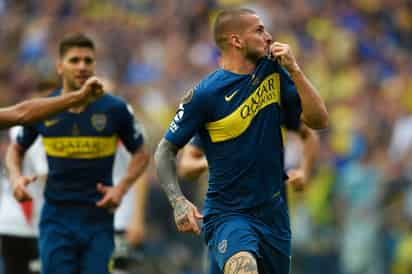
top-left (155, 8), bottom-right (328, 274)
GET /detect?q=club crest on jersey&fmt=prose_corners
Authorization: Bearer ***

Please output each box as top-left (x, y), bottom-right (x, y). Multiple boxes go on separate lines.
top-left (218, 239), bottom-right (227, 254)
top-left (91, 114), bottom-right (107, 131)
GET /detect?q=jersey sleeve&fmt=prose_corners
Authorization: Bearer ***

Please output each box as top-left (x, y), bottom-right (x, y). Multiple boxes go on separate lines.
top-left (279, 66), bottom-right (302, 131)
top-left (165, 86), bottom-right (208, 148)
top-left (188, 134), bottom-right (203, 151)
top-left (114, 102), bottom-right (144, 154)
top-left (15, 125), bottom-right (39, 150)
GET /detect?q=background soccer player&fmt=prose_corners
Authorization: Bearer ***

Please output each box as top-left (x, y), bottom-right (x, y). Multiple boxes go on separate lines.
top-left (0, 76), bottom-right (103, 129)
top-left (155, 8), bottom-right (328, 274)
top-left (6, 33), bottom-right (150, 274)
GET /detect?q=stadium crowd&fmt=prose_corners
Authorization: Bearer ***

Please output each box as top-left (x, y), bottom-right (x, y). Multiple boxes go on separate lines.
top-left (0, 0), bottom-right (411, 274)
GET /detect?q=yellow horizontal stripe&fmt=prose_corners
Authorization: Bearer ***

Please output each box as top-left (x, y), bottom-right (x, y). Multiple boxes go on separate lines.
top-left (206, 73), bottom-right (280, 142)
top-left (43, 136), bottom-right (117, 159)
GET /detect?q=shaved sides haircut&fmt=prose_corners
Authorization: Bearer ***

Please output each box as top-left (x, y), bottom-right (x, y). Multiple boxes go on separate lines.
top-left (213, 8), bottom-right (256, 50)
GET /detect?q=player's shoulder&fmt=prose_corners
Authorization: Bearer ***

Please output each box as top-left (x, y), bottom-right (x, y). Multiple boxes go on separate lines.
top-left (196, 69), bottom-right (235, 96)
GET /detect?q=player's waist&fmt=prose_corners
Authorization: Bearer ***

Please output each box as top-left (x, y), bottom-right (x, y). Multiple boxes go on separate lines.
top-left (204, 189), bottom-right (283, 216)
top-left (42, 200), bottom-right (113, 226)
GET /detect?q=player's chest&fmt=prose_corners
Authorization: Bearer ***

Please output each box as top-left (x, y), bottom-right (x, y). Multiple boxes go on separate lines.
top-left (212, 72), bottom-right (281, 120)
top-left (39, 111), bottom-right (115, 137)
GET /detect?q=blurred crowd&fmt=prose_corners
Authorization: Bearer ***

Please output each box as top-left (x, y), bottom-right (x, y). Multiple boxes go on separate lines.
top-left (0, 0), bottom-right (412, 274)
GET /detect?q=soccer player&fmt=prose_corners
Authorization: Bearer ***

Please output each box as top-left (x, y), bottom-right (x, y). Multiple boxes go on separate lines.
top-left (6, 33), bottom-right (150, 274)
top-left (0, 76), bottom-right (103, 129)
top-left (155, 8), bottom-right (328, 274)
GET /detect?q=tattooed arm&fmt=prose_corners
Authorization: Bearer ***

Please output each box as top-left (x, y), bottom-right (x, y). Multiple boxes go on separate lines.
top-left (155, 138), bottom-right (203, 234)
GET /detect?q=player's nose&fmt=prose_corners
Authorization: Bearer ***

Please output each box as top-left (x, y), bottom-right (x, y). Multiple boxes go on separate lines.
top-left (265, 31), bottom-right (273, 44)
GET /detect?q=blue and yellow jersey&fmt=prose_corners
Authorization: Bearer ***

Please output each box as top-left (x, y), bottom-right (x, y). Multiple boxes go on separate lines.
top-left (166, 57), bottom-right (302, 216)
top-left (17, 90), bottom-right (144, 206)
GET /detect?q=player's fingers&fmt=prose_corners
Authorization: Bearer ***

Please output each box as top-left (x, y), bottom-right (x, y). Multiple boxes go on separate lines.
top-left (96, 196), bottom-right (111, 207)
top-left (16, 189), bottom-right (32, 202)
top-left (271, 48), bottom-right (288, 57)
top-left (187, 212), bottom-right (201, 235)
top-left (19, 194), bottom-right (33, 202)
top-left (26, 175), bottom-right (37, 185)
top-left (193, 207), bottom-right (204, 219)
top-left (86, 76), bottom-right (99, 85)
top-left (272, 41), bottom-right (287, 46)
top-left (96, 183), bottom-right (108, 194)
top-left (176, 216), bottom-right (191, 232)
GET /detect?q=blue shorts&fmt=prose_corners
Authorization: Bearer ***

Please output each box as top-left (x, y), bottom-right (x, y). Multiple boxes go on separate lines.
top-left (39, 202), bottom-right (114, 274)
top-left (204, 198), bottom-right (291, 274)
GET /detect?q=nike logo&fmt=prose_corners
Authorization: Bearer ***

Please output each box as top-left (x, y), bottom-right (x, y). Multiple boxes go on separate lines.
top-left (224, 90), bottom-right (238, 102)
top-left (44, 119), bottom-right (59, 127)
top-left (272, 191), bottom-right (280, 199)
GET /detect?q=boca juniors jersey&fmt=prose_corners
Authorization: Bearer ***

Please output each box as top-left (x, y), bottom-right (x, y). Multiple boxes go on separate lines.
top-left (17, 90), bottom-right (144, 205)
top-left (165, 57), bottom-right (302, 216)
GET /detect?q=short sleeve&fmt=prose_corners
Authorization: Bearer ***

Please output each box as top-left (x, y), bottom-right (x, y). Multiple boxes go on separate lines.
top-left (165, 86), bottom-right (208, 148)
top-left (16, 125), bottom-right (39, 150)
top-left (114, 102), bottom-right (144, 153)
top-left (279, 67), bottom-right (302, 131)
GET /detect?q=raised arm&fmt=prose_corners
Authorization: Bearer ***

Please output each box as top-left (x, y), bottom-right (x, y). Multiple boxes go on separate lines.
top-left (271, 42), bottom-right (328, 129)
top-left (0, 77), bottom-right (103, 129)
top-left (155, 138), bottom-right (203, 234)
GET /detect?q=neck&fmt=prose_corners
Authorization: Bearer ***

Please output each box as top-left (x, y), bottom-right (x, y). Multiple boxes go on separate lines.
top-left (61, 81), bottom-right (77, 94)
top-left (62, 81), bottom-right (87, 113)
top-left (220, 51), bottom-right (256, 75)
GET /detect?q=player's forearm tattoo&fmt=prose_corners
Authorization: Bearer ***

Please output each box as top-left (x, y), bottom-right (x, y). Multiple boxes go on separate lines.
top-left (155, 138), bottom-right (184, 207)
top-left (175, 199), bottom-right (190, 221)
top-left (225, 253), bottom-right (258, 274)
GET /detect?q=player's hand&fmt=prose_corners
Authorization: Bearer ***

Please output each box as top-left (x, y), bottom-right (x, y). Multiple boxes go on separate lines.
top-left (286, 168), bottom-right (307, 192)
top-left (126, 222), bottom-right (145, 247)
top-left (173, 197), bottom-right (203, 235)
top-left (96, 183), bottom-right (124, 212)
top-left (78, 76), bottom-right (104, 104)
top-left (11, 175), bottom-right (37, 202)
top-left (269, 42), bottom-right (299, 73)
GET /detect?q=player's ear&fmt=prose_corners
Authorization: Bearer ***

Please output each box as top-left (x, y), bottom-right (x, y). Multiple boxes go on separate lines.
top-left (230, 34), bottom-right (242, 49)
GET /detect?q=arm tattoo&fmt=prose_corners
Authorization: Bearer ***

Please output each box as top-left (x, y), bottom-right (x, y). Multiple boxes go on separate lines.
top-left (155, 138), bottom-right (184, 207)
top-left (175, 199), bottom-right (191, 226)
top-left (225, 254), bottom-right (258, 274)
